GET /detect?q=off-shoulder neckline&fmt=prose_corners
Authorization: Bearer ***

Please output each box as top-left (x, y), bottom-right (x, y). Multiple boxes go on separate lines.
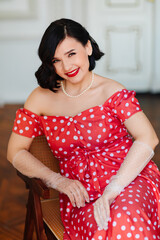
top-left (22, 88), bottom-right (132, 119)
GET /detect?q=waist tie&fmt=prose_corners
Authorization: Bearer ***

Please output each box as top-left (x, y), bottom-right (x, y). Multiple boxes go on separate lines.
top-left (67, 147), bottom-right (108, 192)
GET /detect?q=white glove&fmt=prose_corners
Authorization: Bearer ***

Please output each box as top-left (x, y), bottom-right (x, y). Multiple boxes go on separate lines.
top-left (12, 149), bottom-right (90, 207)
top-left (94, 140), bottom-right (154, 230)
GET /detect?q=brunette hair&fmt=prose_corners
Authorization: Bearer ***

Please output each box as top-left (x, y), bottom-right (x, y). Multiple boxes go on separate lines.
top-left (35, 18), bottom-right (104, 92)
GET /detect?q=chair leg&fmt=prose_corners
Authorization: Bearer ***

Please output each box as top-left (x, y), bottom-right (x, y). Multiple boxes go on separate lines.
top-left (32, 189), bottom-right (48, 240)
top-left (44, 223), bottom-right (58, 240)
top-left (23, 190), bottom-right (35, 240)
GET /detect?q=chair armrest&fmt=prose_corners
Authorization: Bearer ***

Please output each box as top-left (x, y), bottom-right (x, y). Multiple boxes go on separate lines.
top-left (17, 171), bottom-right (50, 199)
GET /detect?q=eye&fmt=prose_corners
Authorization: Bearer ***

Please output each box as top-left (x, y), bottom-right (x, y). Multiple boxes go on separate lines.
top-left (52, 59), bottom-right (59, 64)
top-left (68, 52), bottom-right (76, 57)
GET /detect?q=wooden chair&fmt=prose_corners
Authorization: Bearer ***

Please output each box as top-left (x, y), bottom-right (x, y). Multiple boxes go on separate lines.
top-left (17, 135), bottom-right (64, 240)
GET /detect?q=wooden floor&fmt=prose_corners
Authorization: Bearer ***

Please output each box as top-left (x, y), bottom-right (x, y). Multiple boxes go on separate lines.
top-left (0, 104), bottom-right (37, 240)
top-left (0, 94), bottom-right (160, 240)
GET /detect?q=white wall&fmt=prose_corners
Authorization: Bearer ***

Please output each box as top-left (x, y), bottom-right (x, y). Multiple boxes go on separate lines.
top-left (0, 0), bottom-right (88, 104)
top-left (152, 0), bottom-right (160, 92)
top-left (0, 0), bottom-right (159, 104)
top-left (0, 0), bottom-right (46, 104)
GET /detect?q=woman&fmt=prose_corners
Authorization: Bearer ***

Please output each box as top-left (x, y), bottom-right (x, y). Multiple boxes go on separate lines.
top-left (7, 18), bottom-right (160, 239)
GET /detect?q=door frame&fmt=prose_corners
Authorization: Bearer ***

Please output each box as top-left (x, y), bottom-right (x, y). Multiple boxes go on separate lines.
top-left (64, 0), bottom-right (160, 93)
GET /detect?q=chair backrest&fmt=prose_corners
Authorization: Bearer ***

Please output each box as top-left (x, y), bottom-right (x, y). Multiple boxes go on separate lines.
top-left (29, 135), bottom-right (60, 199)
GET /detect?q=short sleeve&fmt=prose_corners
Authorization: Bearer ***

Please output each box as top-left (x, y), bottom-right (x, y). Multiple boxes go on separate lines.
top-left (12, 108), bottom-right (44, 138)
top-left (108, 89), bottom-right (142, 123)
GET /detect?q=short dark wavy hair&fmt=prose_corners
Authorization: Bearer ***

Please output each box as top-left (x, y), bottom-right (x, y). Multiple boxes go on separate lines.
top-left (35, 18), bottom-right (104, 92)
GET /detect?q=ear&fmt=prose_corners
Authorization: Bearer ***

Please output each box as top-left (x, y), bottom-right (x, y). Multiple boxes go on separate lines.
top-left (85, 40), bottom-right (92, 56)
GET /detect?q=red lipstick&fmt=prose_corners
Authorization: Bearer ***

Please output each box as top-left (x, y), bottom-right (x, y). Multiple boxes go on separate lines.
top-left (66, 68), bottom-right (80, 77)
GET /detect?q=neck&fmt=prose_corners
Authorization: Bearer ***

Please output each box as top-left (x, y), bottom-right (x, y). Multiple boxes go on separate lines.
top-left (61, 72), bottom-right (94, 98)
top-left (64, 71), bottom-right (93, 96)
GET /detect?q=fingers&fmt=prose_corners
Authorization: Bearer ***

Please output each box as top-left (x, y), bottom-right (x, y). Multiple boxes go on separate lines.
top-left (74, 186), bottom-right (85, 208)
top-left (64, 180), bottom-right (90, 208)
top-left (77, 181), bottom-right (90, 203)
top-left (94, 200), bottom-right (103, 229)
top-left (72, 181), bottom-right (90, 208)
top-left (67, 191), bottom-right (76, 207)
top-left (99, 199), bottom-right (109, 230)
top-left (68, 185), bottom-right (84, 208)
top-left (94, 199), bottom-right (105, 229)
top-left (94, 197), bottom-right (110, 230)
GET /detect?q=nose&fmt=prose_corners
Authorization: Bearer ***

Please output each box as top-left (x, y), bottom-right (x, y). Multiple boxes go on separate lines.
top-left (62, 59), bottom-right (72, 72)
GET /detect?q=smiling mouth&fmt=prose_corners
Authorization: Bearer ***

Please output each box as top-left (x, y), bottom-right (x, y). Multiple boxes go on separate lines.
top-left (66, 68), bottom-right (80, 77)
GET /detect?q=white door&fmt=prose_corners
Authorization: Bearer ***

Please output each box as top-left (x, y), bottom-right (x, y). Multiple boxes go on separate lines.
top-left (85, 0), bottom-right (156, 92)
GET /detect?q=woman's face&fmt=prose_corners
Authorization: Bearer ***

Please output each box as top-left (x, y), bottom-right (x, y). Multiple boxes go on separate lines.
top-left (52, 36), bottom-right (92, 84)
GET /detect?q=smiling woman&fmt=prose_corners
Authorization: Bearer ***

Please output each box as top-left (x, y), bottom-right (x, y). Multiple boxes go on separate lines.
top-left (35, 18), bottom-right (104, 93)
top-left (7, 18), bottom-right (160, 240)
top-left (52, 36), bottom-right (92, 93)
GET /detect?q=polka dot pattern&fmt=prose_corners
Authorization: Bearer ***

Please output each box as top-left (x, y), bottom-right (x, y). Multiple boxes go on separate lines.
top-left (12, 89), bottom-right (160, 239)
top-left (13, 108), bottom-right (44, 138)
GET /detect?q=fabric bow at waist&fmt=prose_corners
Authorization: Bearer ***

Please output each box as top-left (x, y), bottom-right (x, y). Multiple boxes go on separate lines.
top-left (67, 147), bottom-right (106, 192)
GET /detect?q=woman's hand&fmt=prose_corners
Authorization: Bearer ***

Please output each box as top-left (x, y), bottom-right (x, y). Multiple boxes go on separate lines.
top-left (55, 176), bottom-right (90, 208)
top-left (93, 193), bottom-right (111, 230)
top-left (94, 190), bottom-right (117, 230)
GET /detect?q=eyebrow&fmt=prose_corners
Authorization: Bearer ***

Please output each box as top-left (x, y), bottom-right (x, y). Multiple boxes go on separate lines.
top-left (64, 49), bottom-right (75, 55)
top-left (52, 49), bottom-right (76, 60)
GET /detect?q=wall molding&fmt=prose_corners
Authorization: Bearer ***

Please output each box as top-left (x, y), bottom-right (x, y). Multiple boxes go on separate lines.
top-left (106, 0), bottom-right (140, 8)
top-left (106, 26), bottom-right (142, 73)
top-left (151, 0), bottom-right (160, 92)
top-left (0, 0), bottom-right (37, 19)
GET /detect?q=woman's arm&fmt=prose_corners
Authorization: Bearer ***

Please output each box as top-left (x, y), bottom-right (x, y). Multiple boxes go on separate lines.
top-left (7, 132), bottom-right (33, 163)
top-left (7, 86), bottom-right (51, 163)
top-left (94, 111), bottom-right (159, 230)
top-left (7, 89), bottom-right (89, 208)
top-left (7, 131), bottom-right (90, 208)
top-left (124, 111), bottom-right (159, 148)
top-left (7, 87), bottom-right (42, 162)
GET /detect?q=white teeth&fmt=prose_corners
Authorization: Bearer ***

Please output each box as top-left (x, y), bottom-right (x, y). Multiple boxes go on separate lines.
top-left (67, 69), bottom-right (78, 75)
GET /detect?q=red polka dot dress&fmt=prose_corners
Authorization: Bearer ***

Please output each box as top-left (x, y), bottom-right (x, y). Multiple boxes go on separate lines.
top-left (13, 89), bottom-right (160, 239)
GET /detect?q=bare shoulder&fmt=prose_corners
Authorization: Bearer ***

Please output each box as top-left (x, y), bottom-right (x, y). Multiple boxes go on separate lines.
top-left (95, 74), bottom-right (125, 98)
top-left (24, 86), bottom-right (52, 115)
